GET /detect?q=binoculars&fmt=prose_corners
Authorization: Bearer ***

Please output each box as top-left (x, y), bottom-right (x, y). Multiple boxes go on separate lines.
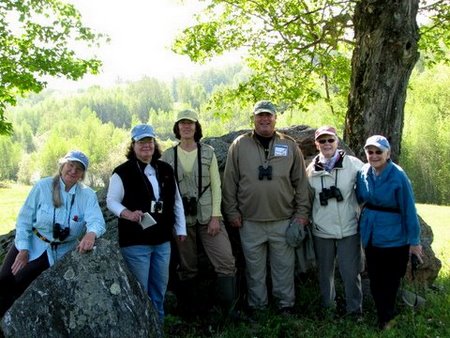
top-left (182, 196), bottom-right (197, 216)
top-left (53, 223), bottom-right (70, 241)
top-left (319, 186), bottom-right (343, 206)
top-left (258, 165), bottom-right (273, 180)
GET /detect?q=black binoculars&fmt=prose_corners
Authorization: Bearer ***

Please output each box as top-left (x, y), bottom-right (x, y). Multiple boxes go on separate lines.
top-left (53, 223), bottom-right (70, 241)
top-left (319, 186), bottom-right (344, 206)
top-left (182, 196), bottom-right (197, 216)
top-left (258, 165), bottom-right (273, 180)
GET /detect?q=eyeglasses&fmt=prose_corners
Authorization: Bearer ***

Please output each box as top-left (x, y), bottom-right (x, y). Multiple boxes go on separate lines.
top-left (136, 139), bottom-right (154, 145)
top-left (366, 150), bottom-right (383, 155)
top-left (317, 138), bottom-right (336, 144)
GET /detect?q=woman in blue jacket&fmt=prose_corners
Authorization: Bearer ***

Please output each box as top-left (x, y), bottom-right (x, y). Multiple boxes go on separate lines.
top-left (356, 135), bottom-right (422, 330)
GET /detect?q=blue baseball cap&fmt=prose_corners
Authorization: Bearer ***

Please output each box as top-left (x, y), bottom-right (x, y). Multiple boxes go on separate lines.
top-left (63, 150), bottom-right (89, 170)
top-left (131, 124), bottom-right (156, 141)
top-left (364, 135), bottom-right (391, 152)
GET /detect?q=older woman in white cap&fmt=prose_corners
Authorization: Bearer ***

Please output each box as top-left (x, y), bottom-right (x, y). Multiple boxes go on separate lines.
top-left (106, 124), bottom-right (186, 323)
top-left (356, 135), bottom-right (422, 330)
top-left (306, 126), bottom-right (364, 320)
top-left (161, 109), bottom-right (236, 317)
top-left (0, 150), bottom-right (105, 317)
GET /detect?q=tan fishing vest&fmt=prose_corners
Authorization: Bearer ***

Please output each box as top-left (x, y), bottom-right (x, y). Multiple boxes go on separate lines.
top-left (162, 143), bottom-right (214, 226)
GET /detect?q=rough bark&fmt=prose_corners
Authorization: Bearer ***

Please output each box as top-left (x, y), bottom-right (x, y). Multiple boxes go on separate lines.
top-left (344, 0), bottom-right (420, 162)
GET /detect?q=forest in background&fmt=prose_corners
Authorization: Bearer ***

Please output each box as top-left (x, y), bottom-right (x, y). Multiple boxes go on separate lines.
top-left (1, 62), bottom-right (449, 205)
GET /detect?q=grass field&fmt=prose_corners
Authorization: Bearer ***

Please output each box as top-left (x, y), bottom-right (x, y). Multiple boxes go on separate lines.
top-left (0, 183), bottom-right (31, 235)
top-left (416, 203), bottom-right (450, 272)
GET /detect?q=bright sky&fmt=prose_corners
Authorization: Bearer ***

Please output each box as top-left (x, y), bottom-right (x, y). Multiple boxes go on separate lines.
top-left (47, 0), bottom-right (241, 90)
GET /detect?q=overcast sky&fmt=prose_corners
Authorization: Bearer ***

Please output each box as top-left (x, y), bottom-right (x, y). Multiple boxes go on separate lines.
top-left (47, 0), bottom-right (240, 89)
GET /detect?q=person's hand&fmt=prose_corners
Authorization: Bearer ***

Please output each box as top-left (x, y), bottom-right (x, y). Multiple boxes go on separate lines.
top-left (77, 232), bottom-right (96, 253)
top-left (410, 245), bottom-right (424, 264)
top-left (295, 217), bottom-right (310, 226)
top-left (11, 250), bottom-right (29, 275)
top-left (120, 209), bottom-right (144, 223)
top-left (177, 235), bottom-right (187, 242)
top-left (207, 217), bottom-right (221, 236)
top-left (229, 216), bottom-right (242, 228)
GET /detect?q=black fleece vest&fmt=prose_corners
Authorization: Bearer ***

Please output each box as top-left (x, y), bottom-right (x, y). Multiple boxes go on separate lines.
top-left (113, 159), bottom-right (176, 247)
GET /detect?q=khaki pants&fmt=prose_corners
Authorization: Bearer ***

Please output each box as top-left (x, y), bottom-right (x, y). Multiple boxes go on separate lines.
top-left (176, 221), bottom-right (236, 280)
top-left (240, 219), bottom-right (295, 309)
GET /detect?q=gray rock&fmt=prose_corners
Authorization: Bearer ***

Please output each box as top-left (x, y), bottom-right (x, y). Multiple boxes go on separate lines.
top-left (1, 238), bottom-right (162, 338)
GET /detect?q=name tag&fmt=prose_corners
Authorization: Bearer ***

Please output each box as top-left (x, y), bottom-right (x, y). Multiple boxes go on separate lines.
top-left (274, 144), bottom-right (288, 157)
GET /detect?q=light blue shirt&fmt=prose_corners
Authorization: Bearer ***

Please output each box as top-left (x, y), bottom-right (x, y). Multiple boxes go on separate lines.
top-left (15, 177), bottom-right (106, 265)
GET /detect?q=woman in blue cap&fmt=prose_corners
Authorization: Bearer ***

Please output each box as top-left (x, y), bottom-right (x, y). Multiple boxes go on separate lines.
top-left (356, 135), bottom-right (422, 330)
top-left (107, 124), bottom-right (186, 323)
top-left (0, 150), bottom-right (106, 317)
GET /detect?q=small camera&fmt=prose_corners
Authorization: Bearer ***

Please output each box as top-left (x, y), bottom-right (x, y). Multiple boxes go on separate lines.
top-left (319, 186), bottom-right (344, 206)
top-left (53, 223), bottom-right (70, 241)
top-left (258, 165), bottom-right (273, 180)
top-left (151, 200), bottom-right (163, 214)
top-left (182, 196), bottom-right (197, 216)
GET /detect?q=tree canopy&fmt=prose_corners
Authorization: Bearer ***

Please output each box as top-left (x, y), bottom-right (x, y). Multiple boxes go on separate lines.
top-left (173, 0), bottom-right (450, 159)
top-left (174, 0), bottom-right (449, 109)
top-left (0, 0), bottom-right (106, 135)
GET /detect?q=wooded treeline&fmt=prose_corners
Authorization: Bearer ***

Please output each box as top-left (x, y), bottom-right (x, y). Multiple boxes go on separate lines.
top-left (1, 63), bottom-right (449, 205)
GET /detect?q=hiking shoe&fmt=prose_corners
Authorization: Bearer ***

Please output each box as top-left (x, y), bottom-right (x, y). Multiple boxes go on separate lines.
top-left (278, 306), bottom-right (295, 317)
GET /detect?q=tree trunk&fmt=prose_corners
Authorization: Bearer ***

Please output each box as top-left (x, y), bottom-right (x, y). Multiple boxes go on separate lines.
top-left (344, 0), bottom-right (420, 162)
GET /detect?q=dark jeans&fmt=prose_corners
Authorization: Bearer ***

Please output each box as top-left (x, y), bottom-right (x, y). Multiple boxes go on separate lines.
top-left (365, 244), bottom-right (409, 325)
top-left (0, 245), bottom-right (49, 317)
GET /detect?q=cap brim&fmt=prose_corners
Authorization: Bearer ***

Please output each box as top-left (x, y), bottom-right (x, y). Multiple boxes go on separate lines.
top-left (315, 132), bottom-right (336, 140)
top-left (133, 134), bottom-right (155, 141)
top-left (364, 142), bottom-right (388, 151)
top-left (254, 109), bottom-right (275, 115)
top-left (65, 157), bottom-right (86, 170)
top-left (175, 117), bottom-right (197, 122)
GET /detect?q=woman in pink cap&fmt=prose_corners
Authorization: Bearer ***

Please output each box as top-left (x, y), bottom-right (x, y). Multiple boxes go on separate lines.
top-left (307, 126), bottom-right (364, 320)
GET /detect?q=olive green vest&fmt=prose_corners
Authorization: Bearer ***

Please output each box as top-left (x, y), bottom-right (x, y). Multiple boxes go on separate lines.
top-left (162, 143), bottom-right (214, 226)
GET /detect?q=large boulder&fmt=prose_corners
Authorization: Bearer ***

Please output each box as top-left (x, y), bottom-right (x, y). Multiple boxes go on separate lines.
top-left (1, 238), bottom-right (162, 338)
top-left (408, 216), bottom-right (442, 285)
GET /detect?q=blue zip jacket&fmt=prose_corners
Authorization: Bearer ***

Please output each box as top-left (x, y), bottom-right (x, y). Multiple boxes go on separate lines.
top-left (356, 160), bottom-right (420, 248)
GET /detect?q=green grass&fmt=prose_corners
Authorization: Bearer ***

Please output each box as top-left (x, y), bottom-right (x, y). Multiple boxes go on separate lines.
top-left (0, 183), bottom-right (31, 235)
top-left (416, 203), bottom-right (450, 274)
